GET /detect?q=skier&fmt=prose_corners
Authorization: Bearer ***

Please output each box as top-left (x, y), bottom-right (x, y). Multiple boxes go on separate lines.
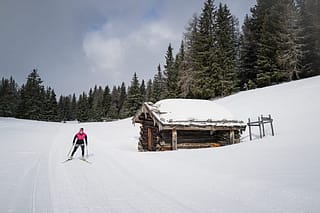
top-left (69, 128), bottom-right (88, 160)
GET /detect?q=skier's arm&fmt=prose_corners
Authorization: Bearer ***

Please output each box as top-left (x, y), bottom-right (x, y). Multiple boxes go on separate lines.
top-left (85, 135), bottom-right (88, 146)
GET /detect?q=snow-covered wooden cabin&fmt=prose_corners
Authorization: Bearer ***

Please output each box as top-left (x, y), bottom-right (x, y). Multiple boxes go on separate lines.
top-left (133, 99), bottom-right (246, 151)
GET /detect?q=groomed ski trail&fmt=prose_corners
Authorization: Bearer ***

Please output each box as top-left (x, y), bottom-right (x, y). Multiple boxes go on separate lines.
top-left (48, 120), bottom-right (196, 213)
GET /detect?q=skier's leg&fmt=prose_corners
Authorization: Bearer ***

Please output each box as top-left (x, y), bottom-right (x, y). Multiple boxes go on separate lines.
top-left (71, 144), bottom-right (79, 158)
top-left (80, 144), bottom-right (85, 158)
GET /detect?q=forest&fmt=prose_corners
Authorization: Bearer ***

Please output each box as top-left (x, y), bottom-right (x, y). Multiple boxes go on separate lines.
top-left (0, 0), bottom-right (319, 122)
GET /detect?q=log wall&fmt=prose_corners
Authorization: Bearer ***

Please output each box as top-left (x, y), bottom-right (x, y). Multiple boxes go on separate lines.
top-left (138, 113), bottom-right (160, 151)
top-left (138, 113), bottom-right (242, 151)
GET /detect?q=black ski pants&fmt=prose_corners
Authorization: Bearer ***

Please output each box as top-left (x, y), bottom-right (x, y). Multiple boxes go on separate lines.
top-left (71, 141), bottom-right (85, 157)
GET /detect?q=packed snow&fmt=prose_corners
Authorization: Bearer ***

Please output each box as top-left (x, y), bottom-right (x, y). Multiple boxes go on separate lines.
top-left (1, 76), bottom-right (320, 213)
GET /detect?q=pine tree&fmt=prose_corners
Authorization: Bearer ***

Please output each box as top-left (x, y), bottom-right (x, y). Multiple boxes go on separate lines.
top-left (145, 79), bottom-right (153, 102)
top-left (101, 86), bottom-right (111, 120)
top-left (16, 69), bottom-right (46, 120)
top-left (118, 82), bottom-right (127, 118)
top-left (151, 64), bottom-right (166, 102)
top-left (298, 0), bottom-right (320, 77)
top-left (124, 73), bottom-right (143, 117)
top-left (181, 15), bottom-right (200, 98)
top-left (239, 15), bottom-right (258, 89)
top-left (175, 40), bottom-right (185, 97)
top-left (194, 0), bottom-right (217, 99)
top-left (277, 0), bottom-right (303, 81)
top-left (140, 80), bottom-right (146, 101)
top-left (214, 3), bottom-right (238, 96)
top-left (77, 92), bottom-right (89, 122)
top-left (0, 77), bottom-right (19, 117)
top-left (109, 86), bottom-right (120, 119)
top-left (163, 43), bottom-right (178, 98)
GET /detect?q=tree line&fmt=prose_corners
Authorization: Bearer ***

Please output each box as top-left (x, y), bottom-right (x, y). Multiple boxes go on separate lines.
top-left (0, 0), bottom-right (319, 122)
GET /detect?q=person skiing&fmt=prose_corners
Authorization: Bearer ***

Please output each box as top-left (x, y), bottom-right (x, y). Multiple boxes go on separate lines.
top-left (69, 128), bottom-right (88, 160)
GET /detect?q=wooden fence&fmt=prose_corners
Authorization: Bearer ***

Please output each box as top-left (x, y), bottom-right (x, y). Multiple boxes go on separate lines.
top-left (247, 114), bottom-right (274, 141)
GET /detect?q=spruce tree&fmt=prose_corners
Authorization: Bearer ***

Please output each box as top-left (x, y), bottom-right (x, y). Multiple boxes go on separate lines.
top-left (214, 3), bottom-right (238, 96)
top-left (151, 64), bottom-right (166, 102)
top-left (0, 77), bottom-right (19, 117)
top-left (163, 43), bottom-right (178, 98)
top-left (298, 0), bottom-right (320, 77)
top-left (145, 79), bottom-right (153, 102)
top-left (109, 86), bottom-right (120, 119)
top-left (194, 0), bottom-right (217, 99)
top-left (124, 73), bottom-right (143, 117)
top-left (17, 69), bottom-right (45, 120)
top-left (239, 15), bottom-right (258, 89)
top-left (77, 92), bottom-right (89, 122)
top-left (101, 86), bottom-right (112, 120)
top-left (181, 15), bottom-right (201, 98)
top-left (118, 82), bottom-right (127, 118)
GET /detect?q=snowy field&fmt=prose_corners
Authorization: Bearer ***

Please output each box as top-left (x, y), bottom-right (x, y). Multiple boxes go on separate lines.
top-left (0, 76), bottom-right (320, 213)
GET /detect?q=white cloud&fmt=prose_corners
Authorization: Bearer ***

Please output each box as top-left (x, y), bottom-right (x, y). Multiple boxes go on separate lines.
top-left (82, 20), bottom-right (180, 84)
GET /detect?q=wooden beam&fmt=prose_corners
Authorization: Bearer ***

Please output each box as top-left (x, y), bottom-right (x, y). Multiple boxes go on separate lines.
top-left (172, 128), bottom-right (177, 150)
top-left (230, 130), bottom-right (235, 144)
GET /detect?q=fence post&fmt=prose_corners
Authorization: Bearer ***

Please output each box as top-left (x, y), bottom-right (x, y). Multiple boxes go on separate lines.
top-left (261, 115), bottom-right (265, 137)
top-left (258, 117), bottom-right (262, 138)
top-left (248, 118), bottom-right (252, 141)
top-left (269, 114), bottom-right (275, 136)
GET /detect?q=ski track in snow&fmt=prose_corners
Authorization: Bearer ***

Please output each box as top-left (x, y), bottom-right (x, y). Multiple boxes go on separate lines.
top-left (1, 76), bottom-right (320, 212)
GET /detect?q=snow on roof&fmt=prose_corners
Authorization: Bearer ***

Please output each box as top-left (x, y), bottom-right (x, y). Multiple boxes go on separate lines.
top-left (142, 99), bottom-right (245, 128)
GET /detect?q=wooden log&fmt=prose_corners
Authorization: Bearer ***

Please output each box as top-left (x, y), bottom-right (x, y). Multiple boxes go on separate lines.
top-left (172, 128), bottom-right (177, 150)
top-left (230, 130), bottom-right (235, 144)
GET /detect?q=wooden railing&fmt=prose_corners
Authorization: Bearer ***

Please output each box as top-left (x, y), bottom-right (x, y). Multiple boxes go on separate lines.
top-left (247, 114), bottom-right (274, 141)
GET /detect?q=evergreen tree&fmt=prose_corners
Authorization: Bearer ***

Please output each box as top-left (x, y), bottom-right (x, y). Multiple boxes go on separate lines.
top-left (109, 86), bottom-right (120, 119)
top-left (42, 87), bottom-right (58, 121)
top-left (239, 15), bottom-right (258, 89)
top-left (175, 40), bottom-right (185, 97)
top-left (277, 0), bottom-right (303, 81)
top-left (76, 92), bottom-right (89, 122)
top-left (118, 82), bottom-right (127, 118)
top-left (140, 80), bottom-right (146, 101)
top-left (70, 94), bottom-right (77, 120)
top-left (163, 43), bottom-right (178, 98)
top-left (0, 77), bottom-right (19, 117)
top-left (298, 0), bottom-right (320, 77)
top-left (194, 0), bottom-right (217, 99)
top-left (181, 14), bottom-right (201, 98)
top-left (145, 79), bottom-right (153, 102)
top-left (101, 86), bottom-right (112, 120)
top-left (16, 69), bottom-right (45, 120)
top-left (151, 64), bottom-right (166, 102)
top-left (214, 3), bottom-right (238, 96)
top-left (124, 73), bottom-right (143, 117)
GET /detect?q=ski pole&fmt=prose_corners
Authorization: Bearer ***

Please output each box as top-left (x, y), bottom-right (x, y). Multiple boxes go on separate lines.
top-left (67, 142), bottom-right (76, 158)
top-left (84, 142), bottom-right (89, 157)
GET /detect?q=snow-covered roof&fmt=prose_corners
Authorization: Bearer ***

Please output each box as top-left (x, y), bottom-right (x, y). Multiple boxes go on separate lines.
top-left (134, 99), bottom-right (246, 129)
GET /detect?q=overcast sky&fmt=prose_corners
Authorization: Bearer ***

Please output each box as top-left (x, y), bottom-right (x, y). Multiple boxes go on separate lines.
top-left (0, 0), bottom-right (256, 96)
